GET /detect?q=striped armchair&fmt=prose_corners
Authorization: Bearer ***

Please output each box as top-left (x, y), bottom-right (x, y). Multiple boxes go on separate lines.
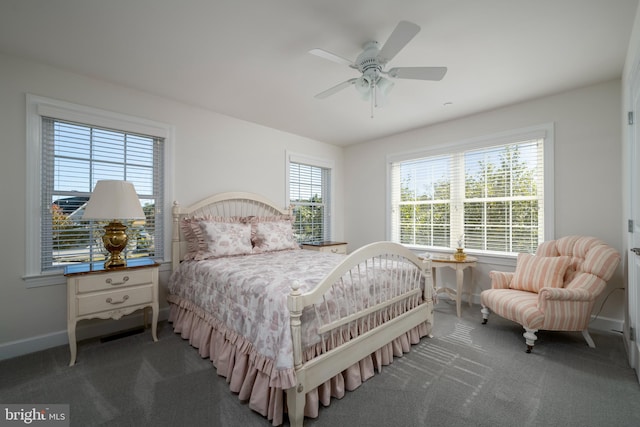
top-left (480, 236), bottom-right (620, 353)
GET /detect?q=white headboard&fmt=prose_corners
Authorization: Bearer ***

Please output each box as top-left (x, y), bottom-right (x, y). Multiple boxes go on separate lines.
top-left (171, 192), bottom-right (291, 270)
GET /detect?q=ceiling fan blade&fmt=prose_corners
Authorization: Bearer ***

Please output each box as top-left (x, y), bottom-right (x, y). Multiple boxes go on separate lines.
top-left (314, 78), bottom-right (358, 99)
top-left (387, 66), bottom-right (448, 81)
top-left (309, 48), bottom-right (354, 67)
top-left (377, 21), bottom-right (421, 64)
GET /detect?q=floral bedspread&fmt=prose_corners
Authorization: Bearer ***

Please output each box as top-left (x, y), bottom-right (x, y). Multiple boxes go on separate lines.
top-left (168, 249), bottom-right (348, 371)
top-left (168, 248), bottom-right (426, 374)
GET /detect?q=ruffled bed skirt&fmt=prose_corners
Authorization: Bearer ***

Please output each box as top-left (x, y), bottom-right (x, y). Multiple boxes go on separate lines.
top-left (168, 296), bottom-right (431, 426)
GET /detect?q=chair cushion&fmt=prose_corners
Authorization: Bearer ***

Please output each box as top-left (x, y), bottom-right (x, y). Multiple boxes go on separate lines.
top-left (481, 289), bottom-right (544, 329)
top-left (536, 236), bottom-right (620, 282)
top-left (510, 253), bottom-right (571, 293)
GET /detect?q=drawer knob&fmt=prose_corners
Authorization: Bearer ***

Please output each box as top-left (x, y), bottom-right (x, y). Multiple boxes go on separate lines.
top-left (106, 295), bottom-right (129, 305)
top-left (105, 276), bottom-right (129, 286)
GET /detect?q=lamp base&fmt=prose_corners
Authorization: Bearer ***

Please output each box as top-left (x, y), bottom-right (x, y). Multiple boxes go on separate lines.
top-left (104, 255), bottom-right (126, 269)
top-left (102, 221), bottom-right (129, 269)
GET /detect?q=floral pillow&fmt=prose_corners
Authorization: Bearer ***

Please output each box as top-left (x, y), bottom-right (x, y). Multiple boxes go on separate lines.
top-left (180, 216), bottom-right (250, 260)
top-left (197, 220), bottom-right (253, 259)
top-left (249, 216), bottom-right (300, 253)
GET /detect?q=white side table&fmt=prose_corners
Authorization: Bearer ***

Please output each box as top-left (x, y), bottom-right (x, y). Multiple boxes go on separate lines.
top-left (430, 255), bottom-right (478, 318)
top-left (65, 257), bottom-right (159, 366)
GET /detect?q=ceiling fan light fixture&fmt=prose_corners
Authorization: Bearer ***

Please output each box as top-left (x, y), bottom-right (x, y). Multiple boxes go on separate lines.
top-left (376, 77), bottom-right (394, 97)
top-left (355, 75), bottom-right (372, 97)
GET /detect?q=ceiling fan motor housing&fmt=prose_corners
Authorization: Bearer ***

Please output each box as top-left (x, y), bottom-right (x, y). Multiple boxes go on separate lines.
top-left (356, 41), bottom-right (383, 80)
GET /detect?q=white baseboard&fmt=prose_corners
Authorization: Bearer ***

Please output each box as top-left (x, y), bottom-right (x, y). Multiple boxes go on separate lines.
top-left (0, 307), bottom-right (171, 362)
top-left (588, 315), bottom-right (624, 333)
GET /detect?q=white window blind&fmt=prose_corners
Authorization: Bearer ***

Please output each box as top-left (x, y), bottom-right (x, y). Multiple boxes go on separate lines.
top-left (390, 134), bottom-right (546, 255)
top-left (391, 154), bottom-right (453, 247)
top-left (41, 118), bottom-right (164, 271)
top-left (289, 161), bottom-right (331, 243)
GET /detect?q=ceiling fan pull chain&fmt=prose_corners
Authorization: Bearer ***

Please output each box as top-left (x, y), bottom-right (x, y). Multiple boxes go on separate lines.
top-left (370, 80), bottom-right (375, 118)
top-left (374, 81), bottom-right (378, 109)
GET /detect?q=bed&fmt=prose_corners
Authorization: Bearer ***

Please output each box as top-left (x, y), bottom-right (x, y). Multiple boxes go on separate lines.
top-left (168, 192), bottom-right (433, 426)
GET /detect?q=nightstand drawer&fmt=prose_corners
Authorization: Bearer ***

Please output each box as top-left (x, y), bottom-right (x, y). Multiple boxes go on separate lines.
top-left (317, 245), bottom-right (347, 254)
top-left (75, 269), bottom-right (155, 293)
top-left (77, 284), bottom-right (153, 316)
top-left (302, 242), bottom-right (347, 254)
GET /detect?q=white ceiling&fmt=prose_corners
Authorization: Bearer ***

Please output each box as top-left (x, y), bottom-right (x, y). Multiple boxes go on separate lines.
top-left (0, 0), bottom-right (637, 146)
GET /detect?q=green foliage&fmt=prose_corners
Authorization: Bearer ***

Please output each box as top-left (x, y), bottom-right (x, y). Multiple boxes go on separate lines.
top-left (292, 194), bottom-right (325, 243)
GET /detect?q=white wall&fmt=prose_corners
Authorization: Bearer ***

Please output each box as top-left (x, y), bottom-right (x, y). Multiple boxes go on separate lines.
top-left (344, 79), bottom-right (625, 327)
top-left (0, 52), bottom-right (344, 358)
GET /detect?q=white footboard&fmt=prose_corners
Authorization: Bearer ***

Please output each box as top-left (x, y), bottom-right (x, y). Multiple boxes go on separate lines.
top-left (286, 241), bottom-right (433, 427)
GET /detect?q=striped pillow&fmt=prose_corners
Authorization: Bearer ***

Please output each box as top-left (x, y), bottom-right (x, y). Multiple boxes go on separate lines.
top-left (510, 253), bottom-right (571, 293)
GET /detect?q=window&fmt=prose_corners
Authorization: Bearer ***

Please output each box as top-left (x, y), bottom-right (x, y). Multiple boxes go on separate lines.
top-left (287, 153), bottom-right (333, 243)
top-left (42, 119), bottom-right (163, 270)
top-left (389, 125), bottom-right (553, 255)
top-left (26, 95), bottom-right (171, 285)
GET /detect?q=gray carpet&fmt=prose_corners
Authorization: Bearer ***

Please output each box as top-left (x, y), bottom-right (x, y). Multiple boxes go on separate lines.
top-left (2, 300), bottom-right (639, 427)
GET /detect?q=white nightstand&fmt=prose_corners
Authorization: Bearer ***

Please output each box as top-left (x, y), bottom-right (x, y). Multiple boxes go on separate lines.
top-left (301, 241), bottom-right (348, 254)
top-left (64, 257), bottom-right (159, 366)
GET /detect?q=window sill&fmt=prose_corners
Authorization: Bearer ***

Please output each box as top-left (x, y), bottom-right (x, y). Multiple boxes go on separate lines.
top-left (405, 245), bottom-right (517, 268)
top-left (23, 271), bottom-right (66, 288)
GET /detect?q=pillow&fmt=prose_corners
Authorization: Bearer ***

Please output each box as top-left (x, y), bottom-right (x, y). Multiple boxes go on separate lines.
top-left (180, 217), bottom-right (204, 260)
top-left (510, 253), bottom-right (571, 293)
top-left (249, 216), bottom-right (299, 253)
top-left (197, 220), bottom-right (253, 259)
top-left (180, 216), bottom-right (249, 260)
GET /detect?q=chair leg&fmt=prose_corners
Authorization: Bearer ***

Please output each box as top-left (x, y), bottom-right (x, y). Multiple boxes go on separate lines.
top-left (523, 327), bottom-right (538, 353)
top-left (582, 329), bottom-right (596, 348)
top-left (481, 306), bottom-right (490, 324)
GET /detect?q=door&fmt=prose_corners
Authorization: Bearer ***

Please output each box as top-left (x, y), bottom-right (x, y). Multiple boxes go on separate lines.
top-left (628, 65), bottom-right (640, 382)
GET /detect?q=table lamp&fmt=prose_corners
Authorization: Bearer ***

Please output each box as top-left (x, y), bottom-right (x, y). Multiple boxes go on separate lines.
top-left (82, 180), bottom-right (146, 268)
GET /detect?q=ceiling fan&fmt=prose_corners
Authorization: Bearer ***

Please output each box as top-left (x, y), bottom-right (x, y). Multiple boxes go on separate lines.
top-left (310, 21), bottom-right (447, 117)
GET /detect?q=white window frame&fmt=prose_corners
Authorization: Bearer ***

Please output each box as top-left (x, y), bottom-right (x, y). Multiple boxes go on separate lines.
top-left (285, 151), bottom-right (335, 243)
top-left (386, 123), bottom-right (554, 258)
top-left (24, 94), bottom-right (174, 287)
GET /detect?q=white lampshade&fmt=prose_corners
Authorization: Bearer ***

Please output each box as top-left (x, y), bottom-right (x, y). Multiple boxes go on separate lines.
top-left (83, 180), bottom-right (145, 220)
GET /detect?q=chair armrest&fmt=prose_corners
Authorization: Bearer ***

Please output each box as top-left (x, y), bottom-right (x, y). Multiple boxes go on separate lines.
top-left (538, 287), bottom-right (593, 302)
top-left (564, 272), bottom-right (607, 297)
top-left (489, 271), bottom-right (514, 289)
top-left (537, 287), bottom-right (595, 323)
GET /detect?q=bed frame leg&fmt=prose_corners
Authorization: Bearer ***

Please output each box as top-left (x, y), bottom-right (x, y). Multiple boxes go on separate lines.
top-left (286, 384), bottom-right (305, 427)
